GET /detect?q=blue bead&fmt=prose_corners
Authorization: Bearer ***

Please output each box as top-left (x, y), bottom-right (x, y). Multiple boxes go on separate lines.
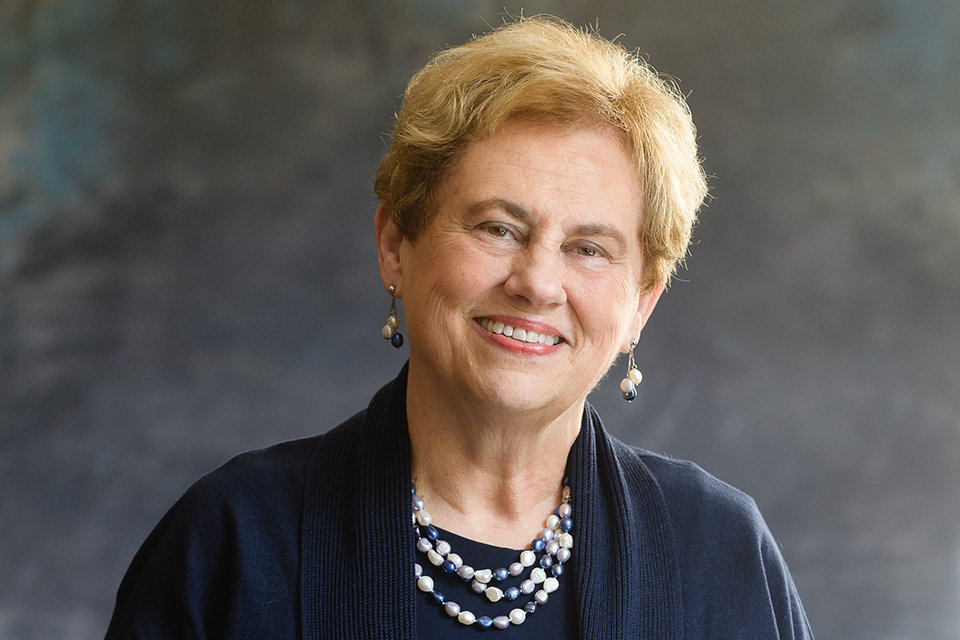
top-left (559, 517), bottom-right (573, 532)
top-left (431, 590), bottom-right (445, 605)
top-left (478, 616), bottom-right (493, 629)
top-left (551, 564), bottom-right (564, 577)
top-left (505, 587), bottom-right (520, 601)
top-left (563, 475), bottom-right (569, 487)
top-left (441, 560), bottom-right (456, 573)
top-left (411, 483), bottom-right (417, 494)
top-left (531, 538), bottom-right (545, 553)
top-left (425, 525), bottom-right (439, 541)
top-left (524, 601), bottom-right (538, 614)
top-left (493, 567), bottom-right (509, 582)
top-left (391, 332), bottom-right (404, 348)
top-left (539, 555), bottom-right (553, 568)
top-left (622, 387), bottom-right (637, 401)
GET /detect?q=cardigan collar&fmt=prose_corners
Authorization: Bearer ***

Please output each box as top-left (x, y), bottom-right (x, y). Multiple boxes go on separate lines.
top-left (302, 364), bottom-right (681, 639)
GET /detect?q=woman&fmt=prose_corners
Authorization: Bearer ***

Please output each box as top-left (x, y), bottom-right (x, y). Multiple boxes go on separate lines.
top-left (106, 18), bottom-right (814, 639)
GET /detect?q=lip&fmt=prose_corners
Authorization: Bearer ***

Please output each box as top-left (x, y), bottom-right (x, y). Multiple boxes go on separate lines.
top-left (473, 315), bottom-right (566, 355)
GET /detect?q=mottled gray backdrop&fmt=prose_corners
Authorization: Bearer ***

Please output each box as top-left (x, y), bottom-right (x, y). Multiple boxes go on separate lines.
top-left (1, 1), bottom-right (958, 638)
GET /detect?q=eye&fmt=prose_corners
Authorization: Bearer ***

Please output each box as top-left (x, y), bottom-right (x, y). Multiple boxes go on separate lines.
top-left (486, 225), bottom-right (510, 238)
top-left (576, 245), bottom-right (599, 257)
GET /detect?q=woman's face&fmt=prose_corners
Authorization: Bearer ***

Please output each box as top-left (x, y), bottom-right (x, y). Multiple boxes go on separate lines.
top-left (378, 120), bottom-right (662, 418)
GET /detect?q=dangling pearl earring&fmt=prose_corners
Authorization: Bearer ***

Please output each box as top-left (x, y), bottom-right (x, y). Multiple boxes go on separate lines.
top-left (381, 285), bottom-right (404, 348)
top-left (620, 337), bottom-right (642, 402)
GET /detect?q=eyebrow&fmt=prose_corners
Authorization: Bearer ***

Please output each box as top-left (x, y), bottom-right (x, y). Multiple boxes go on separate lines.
top-left (466, 197), bottom-right (631, 251)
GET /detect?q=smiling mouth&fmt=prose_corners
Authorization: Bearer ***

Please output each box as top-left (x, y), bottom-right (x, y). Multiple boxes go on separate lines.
top-left (477, 318), bottom-right (563, 346)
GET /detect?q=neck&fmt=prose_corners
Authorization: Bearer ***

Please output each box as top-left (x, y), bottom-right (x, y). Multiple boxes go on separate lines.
top-left (405, 365), bottom-right (582, 549)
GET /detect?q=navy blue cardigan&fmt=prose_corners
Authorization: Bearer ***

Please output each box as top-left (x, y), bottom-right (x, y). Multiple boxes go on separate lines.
top-left (106, 366), bottom-right (813, 638)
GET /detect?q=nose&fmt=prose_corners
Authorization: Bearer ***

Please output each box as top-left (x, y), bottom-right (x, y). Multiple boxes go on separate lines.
top-left (503, 245), bottom-right (567, 310)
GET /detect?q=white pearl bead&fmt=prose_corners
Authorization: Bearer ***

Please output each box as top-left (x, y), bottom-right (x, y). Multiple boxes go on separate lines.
top-left (387, 315), bottom-right (399, 330)
top-left (381, 324), bottom-right (395, 340)
top-left (414, 563), bottom-right (422, 578)
top-left (509, 562), bottom-right (524, 576)
top-left (447, 553), bottom-right (463, 568)
top-left (416, 510), bottom-right (431, 526)
top-left (558, 503), bottom-right (572, 518)
top-left (540, 527), bottom-right (554, 541)
top-left (558, 532), bottom-right (573, 548)
top-left (509, 609), bottom-right (526, 625)
top-left (629, 368), bottom-right (643, 385)
top-left (474, 568), bottom-right (492, 583)
top-left (416, 538), bottom-right (432, 553)
top-left (434, 539), bottom-right (451, 556)
top-left (520, 550), bottom-right (536, 567)
top-left (417, 576), bottom-right (434, 592)
top-left (531, 567), bottom-right (546, 584)
top-left (620, 378), bottom-right (636, 394)
top-left (457, 565), bottom-right (474, 580)
top-left (546, 539), bottom-right (560, 556)
top-left (427, 549), bottom-right (443, 566)
top-left (546, 514), bottom-right (560, 529)
top-left (444, 602), bottom-right (460, 617)
top-left (519, 579), bottom-right (535, 594)
top-left (485, 586), bottom-right (503, 602)
top-left (544, 577), bottom-right (559, 593)
top-left (557, 547), bottom-right (571, 563)
top-left (534, 589), bottom-right (549, 605)
top-left (458, 611), bottom-right (476, 625)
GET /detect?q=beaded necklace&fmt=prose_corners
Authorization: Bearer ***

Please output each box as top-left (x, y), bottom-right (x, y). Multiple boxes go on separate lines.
top-left (412, 481), bottom-right (574, 630)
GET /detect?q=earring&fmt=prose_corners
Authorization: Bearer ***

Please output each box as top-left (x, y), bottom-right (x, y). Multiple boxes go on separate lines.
top-left (620, 337), bottom-right (642, 402)
top-left (381, 285), bottom-right (404, 348)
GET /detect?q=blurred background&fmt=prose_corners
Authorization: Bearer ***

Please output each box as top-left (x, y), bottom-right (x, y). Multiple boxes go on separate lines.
top-left (1, 0), bottom-right (958, 638)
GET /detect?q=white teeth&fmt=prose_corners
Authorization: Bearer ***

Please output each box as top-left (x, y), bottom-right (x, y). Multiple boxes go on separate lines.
top-left (478, 319), bottom-right (560, 346)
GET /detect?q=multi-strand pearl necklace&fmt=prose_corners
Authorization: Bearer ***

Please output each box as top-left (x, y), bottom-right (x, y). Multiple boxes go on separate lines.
top-left (412, 482), bottom-right (574, 630)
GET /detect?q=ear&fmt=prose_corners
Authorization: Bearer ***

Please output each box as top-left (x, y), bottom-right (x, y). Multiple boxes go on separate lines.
top-left (620, 282), bottom-right (665, 353)
top-left (375, 203), bottom-right (405, 294)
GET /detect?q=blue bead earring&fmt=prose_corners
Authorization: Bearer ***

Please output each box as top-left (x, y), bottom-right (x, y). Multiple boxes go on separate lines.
top-left (381, 285), bottom-right (404, 349)
top-left (620, 337), bottom-right (642, 402)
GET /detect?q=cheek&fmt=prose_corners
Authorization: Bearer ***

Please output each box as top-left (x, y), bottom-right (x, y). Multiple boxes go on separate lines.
top-left (573, 277), bottom-right (636, 338)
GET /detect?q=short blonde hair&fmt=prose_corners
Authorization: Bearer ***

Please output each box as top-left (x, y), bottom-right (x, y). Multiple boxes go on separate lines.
top-left (374, 17), bottom-right (708, 289)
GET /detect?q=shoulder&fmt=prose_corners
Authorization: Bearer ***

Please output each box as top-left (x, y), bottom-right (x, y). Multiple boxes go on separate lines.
top-left (106, 429), bottom-right (354, 639)
top-left (182, 411), bottom-right (367, 512)
top-left (606, 441), bottom-right (813, 638)
top-left (601, 435), bottom-right (762, 534)
top-left (634, 448), bottom-right (763, 537)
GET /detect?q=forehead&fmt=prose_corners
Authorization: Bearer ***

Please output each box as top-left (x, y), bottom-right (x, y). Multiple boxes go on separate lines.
top-left (438, 120), bottom-right (643, 227)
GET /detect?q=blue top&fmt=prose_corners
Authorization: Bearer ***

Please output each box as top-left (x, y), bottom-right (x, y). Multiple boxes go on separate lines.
top-left (106, 363), bottom-right (814, 639)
